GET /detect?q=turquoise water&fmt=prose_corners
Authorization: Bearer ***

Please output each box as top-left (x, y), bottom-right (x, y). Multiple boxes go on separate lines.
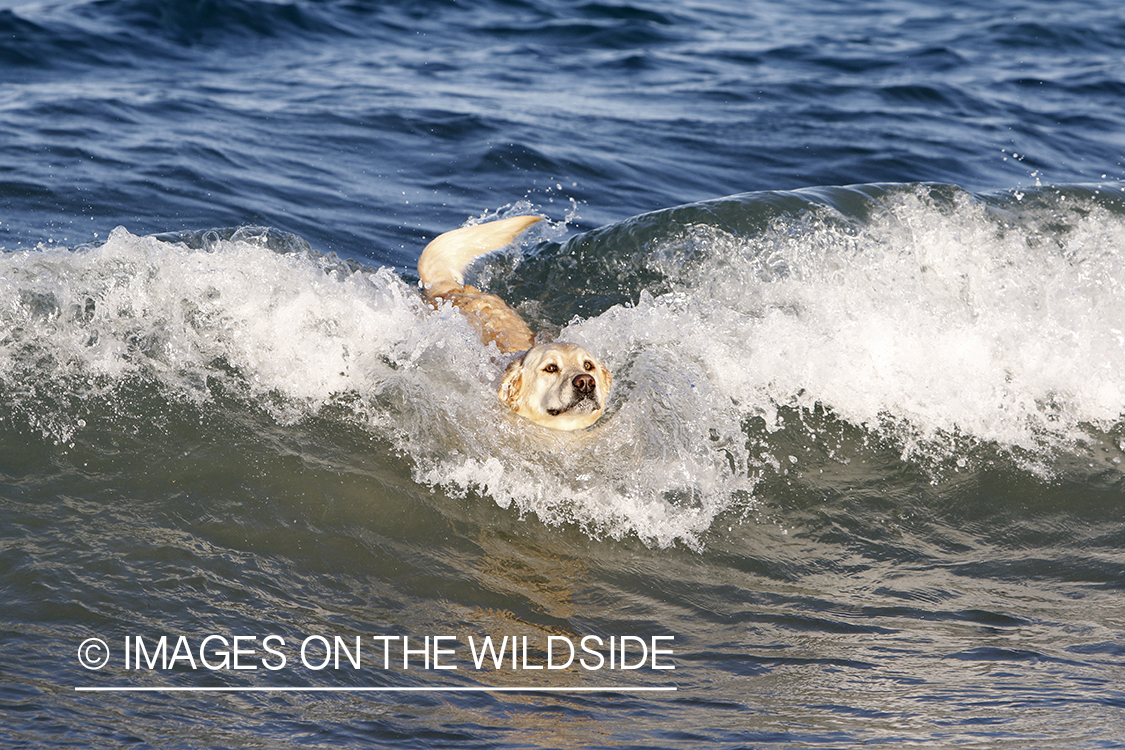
top-left (2, 0), bottom-right (1125, 747)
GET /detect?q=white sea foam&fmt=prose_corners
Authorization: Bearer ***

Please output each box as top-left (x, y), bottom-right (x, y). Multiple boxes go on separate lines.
top-left (577, 188), bottom-right (1125, 469)
top-left (2, 188), bottom-right (1123, 546)
top-left (1, 228), bottom-right (411, 404)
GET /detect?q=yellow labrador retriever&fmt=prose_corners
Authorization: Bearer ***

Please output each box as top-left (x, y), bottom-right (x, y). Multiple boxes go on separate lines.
top-left (418, 216), bottom-right (612, 430)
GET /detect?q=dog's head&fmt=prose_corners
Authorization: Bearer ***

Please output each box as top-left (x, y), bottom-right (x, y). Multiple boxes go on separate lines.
top-left (498, 342), bottom-right (612, 430)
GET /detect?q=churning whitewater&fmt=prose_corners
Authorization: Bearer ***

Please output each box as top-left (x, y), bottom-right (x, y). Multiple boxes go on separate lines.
top-left (2, 184), bottom-right (1123, 548)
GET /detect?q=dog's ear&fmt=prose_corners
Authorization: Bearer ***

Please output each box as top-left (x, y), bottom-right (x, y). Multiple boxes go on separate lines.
top-left (498, 356), bottom-right (525, 408)
top-left (601, 365), bottom-right (612, 392)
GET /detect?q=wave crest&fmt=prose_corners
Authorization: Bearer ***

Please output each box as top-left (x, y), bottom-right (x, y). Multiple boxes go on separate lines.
top-left (3, 183), bottom-right (1124, 546)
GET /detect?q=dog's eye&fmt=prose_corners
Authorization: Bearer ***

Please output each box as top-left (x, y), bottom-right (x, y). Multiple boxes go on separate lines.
top-left (584, 360), bottom-right (595, 371)
top-left (543, 363), bottom-right (559, 373)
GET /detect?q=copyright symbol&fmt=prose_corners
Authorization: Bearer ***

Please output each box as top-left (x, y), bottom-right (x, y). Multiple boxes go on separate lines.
top-left (78, 638), bottom-right (110, 670)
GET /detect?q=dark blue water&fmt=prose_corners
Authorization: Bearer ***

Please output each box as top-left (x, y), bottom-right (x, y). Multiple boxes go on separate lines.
top-left (3, 0), bottom-right (1125, 747)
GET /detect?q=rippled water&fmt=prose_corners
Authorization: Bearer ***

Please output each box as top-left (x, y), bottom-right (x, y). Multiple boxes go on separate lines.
top-left (2, 0), bottom-right (1124, 747)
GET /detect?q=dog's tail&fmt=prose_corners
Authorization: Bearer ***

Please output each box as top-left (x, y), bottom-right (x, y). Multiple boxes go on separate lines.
top-left (418, 215), bottom-right (542, 296)
top-left (418, 215), bottom-right (543, 353)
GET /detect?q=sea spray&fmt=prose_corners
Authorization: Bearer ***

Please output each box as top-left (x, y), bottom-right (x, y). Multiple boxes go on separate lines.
top-left (3, 185), bottom-right (1124, 546)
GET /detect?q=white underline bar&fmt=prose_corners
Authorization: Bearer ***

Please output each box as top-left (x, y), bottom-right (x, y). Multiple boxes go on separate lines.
top-left (75, 686), bottom-right (677, 693)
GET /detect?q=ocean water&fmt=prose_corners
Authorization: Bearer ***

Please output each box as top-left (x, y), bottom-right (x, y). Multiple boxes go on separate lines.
top-left (2, 0), bottom-right (1125, 747)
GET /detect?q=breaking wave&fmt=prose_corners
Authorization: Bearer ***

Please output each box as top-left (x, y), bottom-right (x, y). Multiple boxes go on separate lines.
top-left (2, 183), bottom-right (1124, 547)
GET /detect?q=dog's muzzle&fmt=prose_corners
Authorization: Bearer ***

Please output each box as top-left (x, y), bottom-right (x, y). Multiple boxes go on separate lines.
top-left (546, 374), bottom-right (601, 416)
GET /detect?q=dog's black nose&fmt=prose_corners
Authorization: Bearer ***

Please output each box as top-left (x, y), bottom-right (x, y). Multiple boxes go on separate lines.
top-left (573, 373), bottom-right (595, 393)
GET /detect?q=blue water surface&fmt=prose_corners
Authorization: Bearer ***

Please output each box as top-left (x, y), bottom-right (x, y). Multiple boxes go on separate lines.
top-left (2, 0), bottom-right (1122, 258)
